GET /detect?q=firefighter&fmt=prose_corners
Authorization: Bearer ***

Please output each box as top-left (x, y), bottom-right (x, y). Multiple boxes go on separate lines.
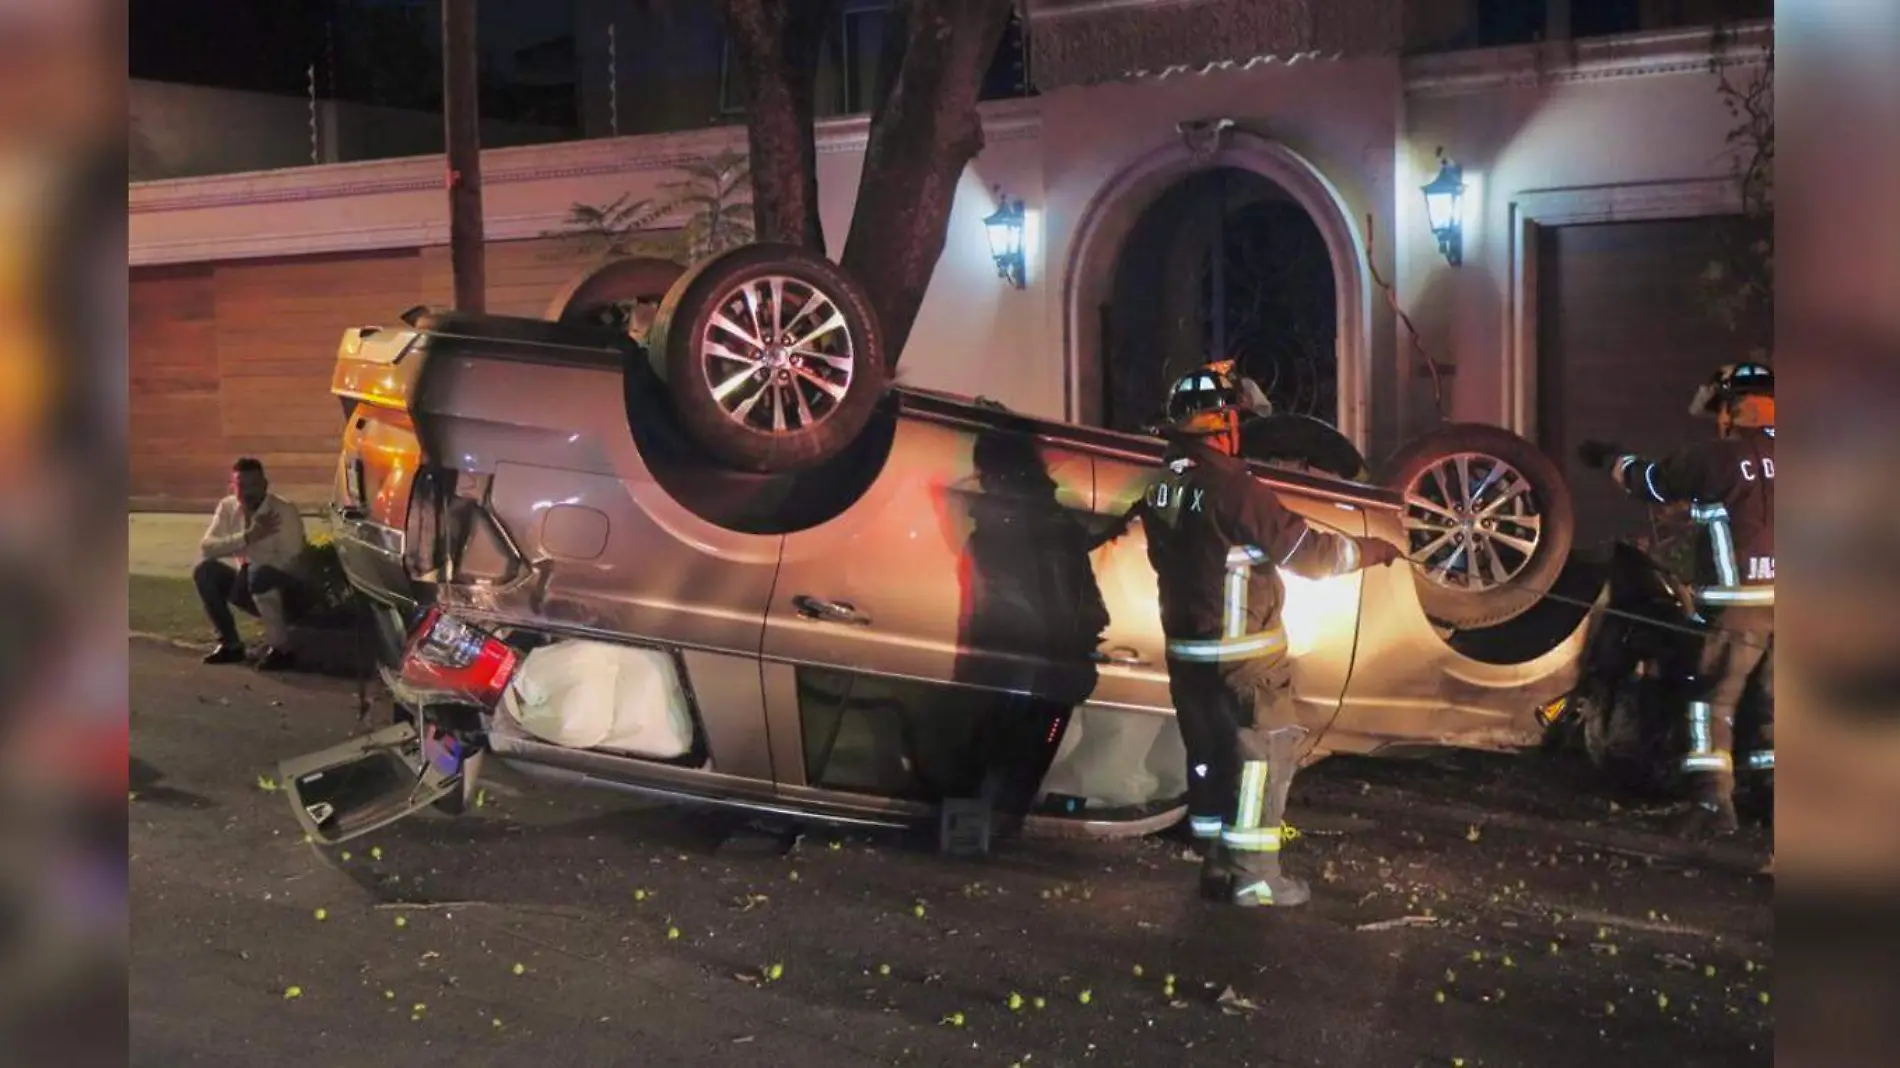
top-left (1579, 361), bottom-right (1775, 836)
top-left (1095, 361), bottom-right (1401, 906)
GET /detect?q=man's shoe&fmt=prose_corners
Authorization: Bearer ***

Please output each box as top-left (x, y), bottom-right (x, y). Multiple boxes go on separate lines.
top-left (255, 647), bottom-right (298, 672)
top-left (202, 643), bottom-right (247, 666)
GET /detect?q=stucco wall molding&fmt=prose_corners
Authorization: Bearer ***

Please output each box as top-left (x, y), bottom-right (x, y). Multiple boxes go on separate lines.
top-left (130, 100), bottom-right (1042, 217)
top-left (1405, 21), bottom-right (1772, 98)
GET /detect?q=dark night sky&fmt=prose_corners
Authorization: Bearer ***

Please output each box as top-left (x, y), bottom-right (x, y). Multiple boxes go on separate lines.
top-left (129, 0), bottom-right (582, 98)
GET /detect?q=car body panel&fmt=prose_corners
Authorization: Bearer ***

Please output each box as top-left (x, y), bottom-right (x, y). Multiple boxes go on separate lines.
top-left (763, 411), bottom-right (1098, 695)
top-left (311, 311), bottom-right (1591, 843)
top-left (277, 720), bottom-right (458, 846)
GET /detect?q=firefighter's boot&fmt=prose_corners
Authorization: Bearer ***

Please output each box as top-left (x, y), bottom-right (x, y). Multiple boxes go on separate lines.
top-left (1674, 770), bottom-right (1740, 838)
top-left (1226, 728), bottom-right (1311, 908)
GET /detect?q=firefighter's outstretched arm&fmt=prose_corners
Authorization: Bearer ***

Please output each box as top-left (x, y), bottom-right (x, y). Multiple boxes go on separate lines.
top-left (1221, 479), bottom-right (1399, 579)
top-left (1579, 439), bottom-right (1725, 506)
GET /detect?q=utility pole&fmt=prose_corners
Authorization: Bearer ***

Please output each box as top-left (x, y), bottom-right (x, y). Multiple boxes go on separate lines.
top-left (443, 0), bottom-right (485, 312)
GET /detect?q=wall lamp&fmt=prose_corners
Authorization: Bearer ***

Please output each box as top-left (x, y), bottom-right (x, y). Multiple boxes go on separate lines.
top-left (983, 190), bottom-right (1027, 289)
top-left (1420, 157), bottom-right (1467, 267)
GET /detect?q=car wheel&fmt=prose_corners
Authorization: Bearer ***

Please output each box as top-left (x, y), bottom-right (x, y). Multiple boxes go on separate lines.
top-left (545, 256), bottom-right (686, 344)
top-left (645, 243), bottom-right (889, 473)
top-left (1380, 422), bottom-right (1574, 629)
top-left (1242, 413), bottom-right (1370, 481)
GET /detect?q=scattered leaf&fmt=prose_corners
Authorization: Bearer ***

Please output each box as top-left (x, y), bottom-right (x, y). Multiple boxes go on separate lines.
top-left (257, 775), bottom-right (279, 793)
top-left (1216, 986), bottom-right (1258, 1015)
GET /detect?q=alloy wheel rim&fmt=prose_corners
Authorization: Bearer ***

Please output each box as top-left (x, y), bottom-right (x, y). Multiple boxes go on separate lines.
top-left (1400, 451), bottom-right (1544, 592)
top-left (698, 274), bottom-right (855, 434)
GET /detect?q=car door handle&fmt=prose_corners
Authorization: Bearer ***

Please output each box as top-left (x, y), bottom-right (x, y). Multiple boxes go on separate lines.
top-left (1091, 646), bottom-right (1149, 667)
top-left (792, 595), bottom-right (871, 626)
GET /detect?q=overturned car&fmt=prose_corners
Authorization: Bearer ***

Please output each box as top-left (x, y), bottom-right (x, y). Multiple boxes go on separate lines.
top-left (282, 245), bottom-right (1591, 846)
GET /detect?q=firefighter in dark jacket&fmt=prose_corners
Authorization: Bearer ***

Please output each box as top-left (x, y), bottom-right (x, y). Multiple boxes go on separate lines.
top-left (1580, 361), bottom-right (1775, 836)
top-left (1095, 361), bottom-right (1401, 906)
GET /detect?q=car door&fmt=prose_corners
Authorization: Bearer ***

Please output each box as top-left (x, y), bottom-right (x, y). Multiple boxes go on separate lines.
top-left (759, 394), bottom-right (1099, 800)
top-left (1085, 441), bottom-right (1372, 743)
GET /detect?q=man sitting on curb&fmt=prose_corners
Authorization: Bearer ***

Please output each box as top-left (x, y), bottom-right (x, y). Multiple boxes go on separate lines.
top-left (195, 457), bottom-right (308, 671)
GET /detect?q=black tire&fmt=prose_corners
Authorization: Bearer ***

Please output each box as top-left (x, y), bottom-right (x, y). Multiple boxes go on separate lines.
top-left (1242, 413), bottom-right (1370, 482)
top-left (544, 256), bottom-right (686, 340)
top-left (1380, 422), bottom-right (1574, 630)
top-left (646, 244), bottom-right (888, 473)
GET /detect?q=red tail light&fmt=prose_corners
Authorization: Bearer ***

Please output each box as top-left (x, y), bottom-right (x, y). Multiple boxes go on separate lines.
top-left (399, 607), bottom-right (518, 706)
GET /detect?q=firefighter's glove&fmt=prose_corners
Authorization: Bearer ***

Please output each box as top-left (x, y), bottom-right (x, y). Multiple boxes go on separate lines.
top-left (1356, 536), bottom-right (1403, 569)
top-left (1576, 440), bottom-right (1621, 471)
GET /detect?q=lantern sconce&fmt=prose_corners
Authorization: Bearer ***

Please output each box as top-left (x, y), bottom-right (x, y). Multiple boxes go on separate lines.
top-left (983, 189), bottom-right (1028, 289)
top-left (1420, 153), bottom-right (1467, 268)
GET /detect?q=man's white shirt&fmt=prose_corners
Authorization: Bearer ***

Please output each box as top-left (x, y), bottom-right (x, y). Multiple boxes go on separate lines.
top-left (200, 494), bottom-right (306, 574)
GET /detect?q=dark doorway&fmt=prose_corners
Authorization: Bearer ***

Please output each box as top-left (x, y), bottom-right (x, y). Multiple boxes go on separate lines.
top-left (1536, 216), bottom-right (1774, 555)
top-left (1099, 167), bottom-right (1336, 435)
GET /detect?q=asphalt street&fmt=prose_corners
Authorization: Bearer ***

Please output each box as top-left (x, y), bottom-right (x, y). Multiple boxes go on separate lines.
top-left (129, 640), bottom-right (1773, 1068)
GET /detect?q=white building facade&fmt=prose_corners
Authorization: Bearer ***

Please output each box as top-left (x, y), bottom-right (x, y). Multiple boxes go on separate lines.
top-left (129, 15), bottom-right (1770, 529)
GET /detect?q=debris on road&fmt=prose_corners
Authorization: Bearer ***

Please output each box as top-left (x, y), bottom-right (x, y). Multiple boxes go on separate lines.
top-left (1355, 915), bottom-right (1439, 932)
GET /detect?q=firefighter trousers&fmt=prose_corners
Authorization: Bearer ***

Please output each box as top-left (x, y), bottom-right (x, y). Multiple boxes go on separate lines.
top-left (1681, 615), bottom-right (1775, 781)
top-left (1167, 653), bottom-right (1297, 841)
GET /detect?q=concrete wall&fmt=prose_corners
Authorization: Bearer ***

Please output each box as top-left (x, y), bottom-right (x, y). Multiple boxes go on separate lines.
top-left (1392, 24), bottom-right (1771, 440)
top-left (130, 100), bottom-right (1051, 416)
top-left (130, 79), bottom-right (569, 182)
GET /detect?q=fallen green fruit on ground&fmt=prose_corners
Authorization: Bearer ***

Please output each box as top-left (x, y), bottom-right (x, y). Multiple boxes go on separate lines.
top-left (394, 916), bottom-right (407, 928)
top-left (666, 927), bottom-right (681, 940)
top-left (370, 846), bottom-right (383, 860)
top-left (1007, 992), bottom-right (1024, 1011)
top-left (877, 964), bottom-right (891, 976)
top-left (942, 1012), bottom-right (964, 1027)
top-left (313, 908), bottom-right (327, 922)
top-left (1033, 997), bottom-right (1046, 1010)
top-left (768, 963), bottom-right (784, 981)
top-left (512, 963), bottom-right (526, 976)
top-left (912, 904), bottom-right (926, 918)
top-left (383, 990), bottom-right (394, 1000)
top-left (492, 1018), bottom-right (503, 1029)
top-left (1434, 991), bottom-right (1446, 1004)
top-left (1078, 990), bottom-right (1092, 1005)
top-left (1132, 965), bottom-right (1143, 978)
top-left (283, 986), bottom-right (302, 999)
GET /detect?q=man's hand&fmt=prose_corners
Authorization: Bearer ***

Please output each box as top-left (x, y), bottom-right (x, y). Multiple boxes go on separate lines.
top-left (1577, 440), bottom-right (1622, 471)
top-left (244, 510), bottom-right (282, 545)
top-left (1356, 535), bottom-right (1403, 568)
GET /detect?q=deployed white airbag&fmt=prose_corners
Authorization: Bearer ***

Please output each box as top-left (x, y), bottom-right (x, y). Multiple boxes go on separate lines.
top-left (503, 640), bottom-right (695, 759)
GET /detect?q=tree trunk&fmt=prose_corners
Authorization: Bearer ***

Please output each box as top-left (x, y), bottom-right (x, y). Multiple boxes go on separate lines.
top-left (840, 0), bottom-right (1017, 371)
top-left (721, 0), bottom-right (835, 252)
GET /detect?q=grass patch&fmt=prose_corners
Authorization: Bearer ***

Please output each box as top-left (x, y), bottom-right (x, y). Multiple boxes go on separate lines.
top-left (129, 574), bottom-right (261, 645)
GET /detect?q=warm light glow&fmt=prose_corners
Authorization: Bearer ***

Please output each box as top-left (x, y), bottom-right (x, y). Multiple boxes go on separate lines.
top-left (1278, 569), bottom-right (1358, 658)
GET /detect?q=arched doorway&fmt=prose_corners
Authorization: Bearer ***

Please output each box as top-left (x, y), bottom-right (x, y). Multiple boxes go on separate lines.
top-left (1062, 131), bottom-right (1372, 449)
top-left (1099, 167), bottom-right (1336, 438)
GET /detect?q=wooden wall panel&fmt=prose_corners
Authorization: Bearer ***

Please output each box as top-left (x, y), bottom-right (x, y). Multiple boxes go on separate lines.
top-left (129, 238), bottom-right (611, 509)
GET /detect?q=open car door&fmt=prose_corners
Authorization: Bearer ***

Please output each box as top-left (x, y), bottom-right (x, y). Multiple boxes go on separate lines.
top-left (278, 720), bottom-right (468, 846)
